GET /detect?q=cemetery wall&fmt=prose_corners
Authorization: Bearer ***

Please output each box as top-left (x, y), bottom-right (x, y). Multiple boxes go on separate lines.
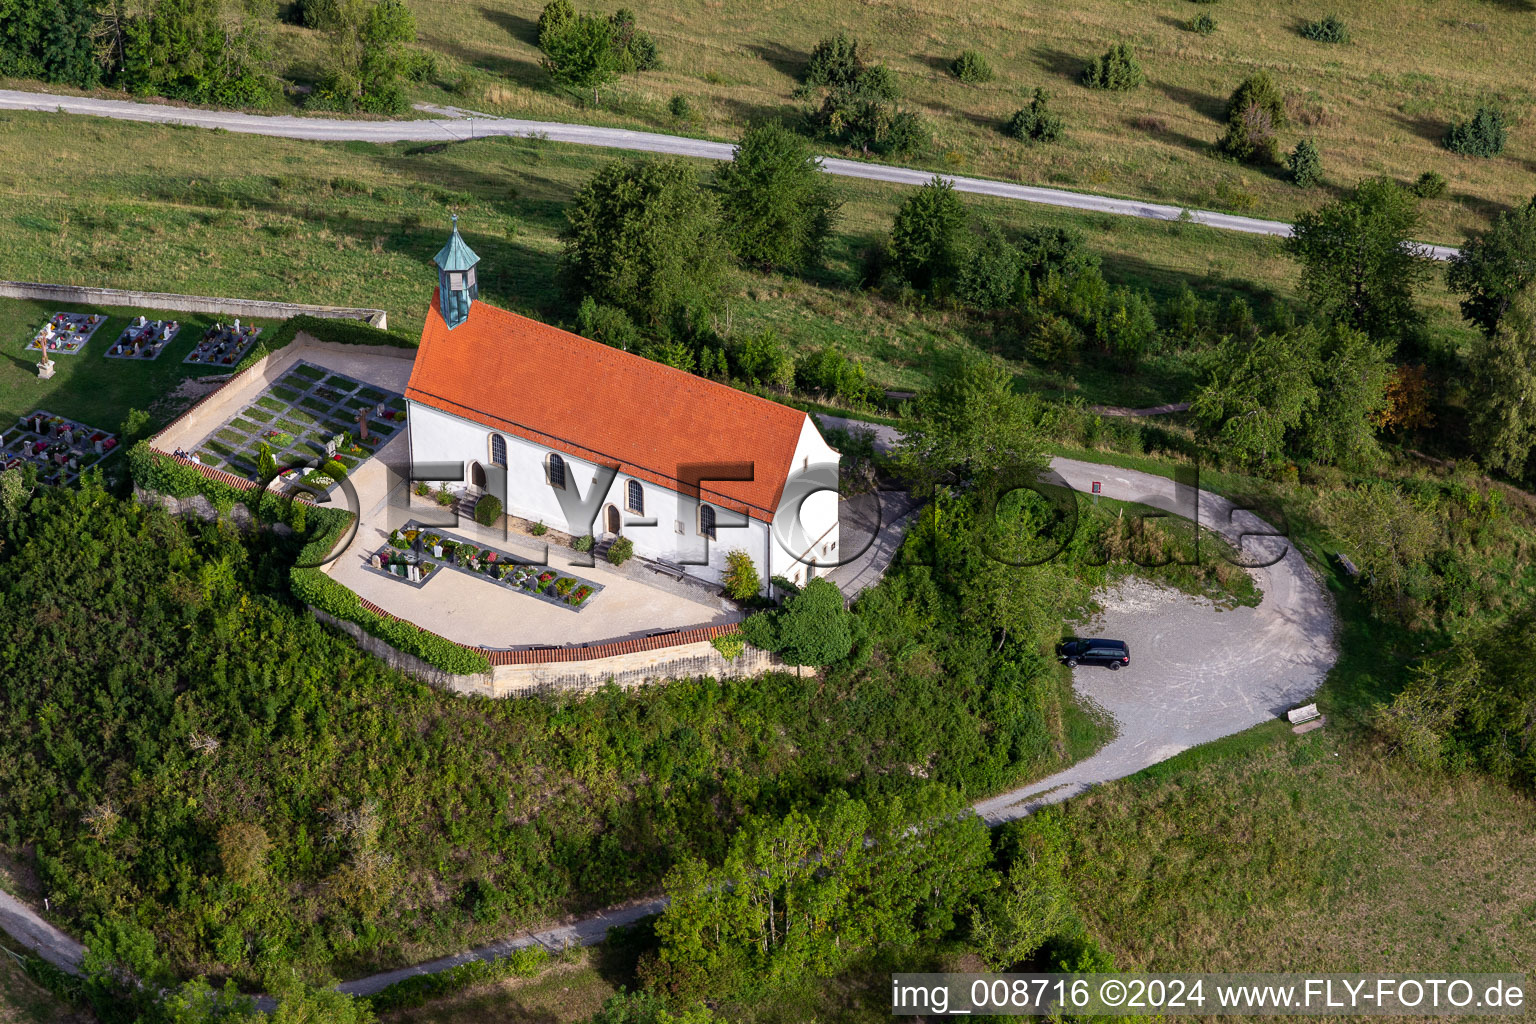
top-left (0, 281), bottom-right (388, 329)
top-left (310, 605), bottom-right (785, 698)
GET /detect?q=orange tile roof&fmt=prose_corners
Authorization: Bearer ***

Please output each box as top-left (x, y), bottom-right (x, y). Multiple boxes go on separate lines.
top-left (405, 292), bottom-right (809, 522)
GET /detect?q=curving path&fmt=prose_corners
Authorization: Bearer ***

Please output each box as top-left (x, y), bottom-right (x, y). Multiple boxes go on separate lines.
top-left (0, 450), bottom-right (1337, 1002)
top-left (0, 89), bottom-right (1458, 260)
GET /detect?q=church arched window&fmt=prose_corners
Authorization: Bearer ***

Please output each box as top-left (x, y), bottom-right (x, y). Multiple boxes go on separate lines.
top-left (546, 452), bottom-right (566, 489)
top-left (490, 434), bottom-right (507, 468)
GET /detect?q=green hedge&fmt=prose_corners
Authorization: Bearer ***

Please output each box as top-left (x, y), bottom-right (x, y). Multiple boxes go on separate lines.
top-left (364, 946), bottom-right (550, 1013)
top-left (131, 443), bottom-right (491, 677)
top-left (233, 313), bottom-right (419, 373)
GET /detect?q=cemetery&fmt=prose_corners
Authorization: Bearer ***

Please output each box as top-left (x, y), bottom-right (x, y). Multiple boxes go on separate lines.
top-left (106, 316), bottom-right (181, 360)
top-left (28, 312), bottom-right (106, 355)
top-left (2, 409), bottom-right (118, 485)
top-left (184, 359), bottom-right (406, 488)
top-left (184, 320), bottom-right (262, 365)
top-left (366, 519), bottom-right (606, 611)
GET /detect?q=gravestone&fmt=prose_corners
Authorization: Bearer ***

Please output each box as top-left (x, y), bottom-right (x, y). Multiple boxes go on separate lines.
top-left (37, 354), bottom-right (55, 380)
top-left (356, 408), bottom-right (369, 441)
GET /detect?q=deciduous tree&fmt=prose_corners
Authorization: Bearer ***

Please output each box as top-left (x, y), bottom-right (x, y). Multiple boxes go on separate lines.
top-left (715, 121), bottom-right (840, 271)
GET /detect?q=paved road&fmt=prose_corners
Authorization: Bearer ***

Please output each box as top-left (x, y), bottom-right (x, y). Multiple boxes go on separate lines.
top-left (0, 89), bottom-right (1460, 260)
top-left (0, 445), bottom-right (1337, 1002)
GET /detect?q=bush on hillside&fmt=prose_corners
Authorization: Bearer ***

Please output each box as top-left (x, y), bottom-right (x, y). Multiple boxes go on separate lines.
top-left (956, 224), bottom-right (1024, 310)
top-left (1079, 43), bottom-right (1144, 91)
top-left (716, 120), bottom-right (841, 271)
top-left (1411, 170), bottom-right (1448, 198)
top-left (1217, 70), bottom-right (1288, 164)
top-left (889, 175), bottom-right (969, 290)
top-left (609, 7), bottom-right (660, 71)
top-left (668, 94), bottom-right (692, 120)
top-left (804, 32), bottom-right (866, 88)
top-left (1300, 14), bottom-right (1349, 43)
top-left (1005, 88), bottom-right (1064, 144)
top-left (950, 49), bottom-right (993, 83)
top-left (536, 0), bottom-right (575, 49)
top-left (1444, 106), bottom-right (1507, 158)
top-left (1188, 12), bottom-right (1216, 34)
top-left (1289, 138), bottom-right (1323, 187)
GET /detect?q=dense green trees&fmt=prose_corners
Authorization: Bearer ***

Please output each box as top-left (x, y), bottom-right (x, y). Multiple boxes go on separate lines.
top-left (1285, 176), bottom-right (1430, 340)
top-left (1192, 323), bottom-right (1392, 469)
top-left (802, 33), bottom-right (927, 157)
top-left (741, 578), bottom-right (858, 665)
top-left (1467, 285), bottom-right (1536, 478)
top-left (1079, 43), bottom-right (1144, 90)
top-left (1446, 197), bottom-right (1536, 337)
top-left (1288, 138), bottom-right (1322, 187)
top-left (895, 356), bottom-right (1046, 488)
top-left (715, 121), bottom-right (840, 271)
top-left (646, 788), bottom-right (991, 998)
top-left (0, 0), bottom-right (100, 87)
top-left (1005, 88), bottom-right (1064, 145)
top-left (311, 0), bottom-right (417, 113)
top-left (1444, 105), bottom-right (1508, 158)
top-left (536, 0), bottom-right (657, 99)
top-left (561, 158), bottom-right (731, 326)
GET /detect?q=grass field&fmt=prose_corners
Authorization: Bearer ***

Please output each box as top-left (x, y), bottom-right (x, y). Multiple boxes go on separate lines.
top-left (0, 108), bottom-right (1480, 422)
top-left (241, 0), bottom-right (1536, 245)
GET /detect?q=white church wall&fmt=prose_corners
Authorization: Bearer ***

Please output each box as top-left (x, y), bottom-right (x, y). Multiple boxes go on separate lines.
top-left (407, 401), bottom-right (776, 587)
top-left (767, 416), bottom-right (842, 588)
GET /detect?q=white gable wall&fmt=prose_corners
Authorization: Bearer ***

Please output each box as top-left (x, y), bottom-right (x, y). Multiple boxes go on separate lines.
top-left (408, 400), bottom-right (782, 588)
top-left (768, 416), bottom-right (841, 588)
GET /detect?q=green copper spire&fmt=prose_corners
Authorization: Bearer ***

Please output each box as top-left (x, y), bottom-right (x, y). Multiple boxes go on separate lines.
top-left (434, 215), bottom-right (480, 328)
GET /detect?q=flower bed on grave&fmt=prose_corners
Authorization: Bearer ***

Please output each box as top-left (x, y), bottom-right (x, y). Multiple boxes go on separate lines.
top-left (106, 317), bottom-right (181, 361)
top-left (375, 520), bottom-right (606, 612)
top-left (28, 312), bottom-right (106, 355)
top-left (185, 322), bottom-right (263, 365)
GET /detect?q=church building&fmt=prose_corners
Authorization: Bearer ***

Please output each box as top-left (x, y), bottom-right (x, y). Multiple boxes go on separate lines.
top-left (404, 220), bottom-right (841, 592)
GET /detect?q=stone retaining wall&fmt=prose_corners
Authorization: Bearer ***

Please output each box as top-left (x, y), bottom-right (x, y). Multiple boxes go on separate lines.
top-left (1, 280), bottom-right (387, 329)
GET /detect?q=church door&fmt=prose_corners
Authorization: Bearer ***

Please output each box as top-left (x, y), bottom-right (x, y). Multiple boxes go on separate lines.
top-left (605, 504), bottom-right (621, 536)
top-left (470, 461), bottom-right (486, 491)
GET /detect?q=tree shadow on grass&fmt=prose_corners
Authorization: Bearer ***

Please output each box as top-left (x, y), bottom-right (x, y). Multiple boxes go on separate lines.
top-left (1386, 110), bottom-right (1447, 145)
top-left (1031, 46), bottom-right (1084, 83)
top-left (742, 41), bottom-right (808, 83)
top-left (1155, 81), bottom-right (1225, 123)
top-left (589, 916), bottom-right (658, 989)
top-left (479, 6), bottom-right (541, 49)
top-left (713, 94), bottom-right (800, 132)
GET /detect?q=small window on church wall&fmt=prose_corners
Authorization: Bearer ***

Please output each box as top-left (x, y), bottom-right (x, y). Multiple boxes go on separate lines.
top-left (699, 503), bottom-right (716, 540)
top-left (490, 434), bottom-right (507, 468)
top-left (626, 480), bottom-right (644, 514)
top-left (547, 452), bottom-right (566, 489)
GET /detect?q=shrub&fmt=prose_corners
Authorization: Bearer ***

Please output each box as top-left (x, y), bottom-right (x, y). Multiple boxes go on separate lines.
top-left (434, 485), bottom-right (454, 507)
top-left (536, 0), bottom-right (576, 49)
top-left (474, 493), bottom-right (503, 526)
top-left (810, 67), bottom-right (927, 157)
top-left (889, 176), bottom-right (969, 289)
top-left (716, 120), bottom-right (841, 271)
top-left (956, 224), bottom-right (1023, 310)
top-left (573, 533), bottom-right (595, 552)
top-left (217, 822), bottom-right (271, 885)
top-left (771, 578), bottom-right (855, 666)
top-left (1005, 88), bottom-right (1064, 144)
top-left (531, 520), bottom-right (548, 536)
top-left (1300, 14), bottom-right (1349, 43)
top-left (950, 49), bottom-right (993, 84)
top-left (609, 7), bottom-right (660, 72)
top-left (1444, 106), bottom-right (1507, 158)
top-left (413, 481), bottom-right (432, 497)
top-left (1218, 70), bottom-right (1288, 164)
top-left (1080, 43), bottom-right (1144, 91)
top-left (710, 632), bottom-right (746, 660)
top-left (723, 550), bottom-right (762, 599)
top-left (1289, 138), bottom-right (1323, 187)
top-left (1188, 12), bottom-right (1216, 34)
top-left (668, 94), bottom-right (692, 119)
top-left (607, 536), bottom-right (634, 564)
top-left (804, 32), bottom-right (866, 88)
top-left (1411, 170), bottom-right (1448, 198)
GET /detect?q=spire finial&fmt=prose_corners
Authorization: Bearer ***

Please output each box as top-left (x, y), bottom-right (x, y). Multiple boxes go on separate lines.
top-left (451, 213), bottom-right (458, 230)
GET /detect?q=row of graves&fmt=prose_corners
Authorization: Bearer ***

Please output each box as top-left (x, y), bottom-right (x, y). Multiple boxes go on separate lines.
top-left (106, 316), bottom-right (181, 361)
top-left (2, 410), bottom-right (118, 486)
top-left (187, 360), bottom-right (406, 493)
top-left (25, 311), bottom-right (263, 367)
top-left (368, 520), bottom-right (605, 611)
top-left (185, 320), bottom-right (262, 366)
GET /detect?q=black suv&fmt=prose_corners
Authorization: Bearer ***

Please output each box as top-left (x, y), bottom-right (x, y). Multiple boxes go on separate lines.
top-left (1058, 638), bottom-right (1130, 670)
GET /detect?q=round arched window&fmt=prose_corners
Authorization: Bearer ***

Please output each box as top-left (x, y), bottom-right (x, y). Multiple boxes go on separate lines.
top-left (547, 452), bottom-right (566, 489)
top-left (490, 434), bottom-right (507, 468)
top-left (699, 503), bottom-right (716, 540)
top-left (626, 479), bottom-right (644, 515)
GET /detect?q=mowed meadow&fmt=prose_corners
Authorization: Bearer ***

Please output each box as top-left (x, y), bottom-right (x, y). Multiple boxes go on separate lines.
top-left (0, 108), bottom-right (1479, 416)
top-left (252, 0), bottom-right (1536, 244)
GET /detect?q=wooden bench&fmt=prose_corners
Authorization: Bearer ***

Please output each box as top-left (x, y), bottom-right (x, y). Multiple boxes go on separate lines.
top-left (647, 560), bottom-right (687, 581)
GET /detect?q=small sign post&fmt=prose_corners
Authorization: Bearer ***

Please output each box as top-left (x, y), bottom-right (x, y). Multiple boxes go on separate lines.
top-left (1091, 480), bottom-right (1102, 504)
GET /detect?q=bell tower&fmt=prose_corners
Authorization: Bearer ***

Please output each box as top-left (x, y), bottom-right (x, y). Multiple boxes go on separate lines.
top-left (433, 215), bottom-right (480, 329)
